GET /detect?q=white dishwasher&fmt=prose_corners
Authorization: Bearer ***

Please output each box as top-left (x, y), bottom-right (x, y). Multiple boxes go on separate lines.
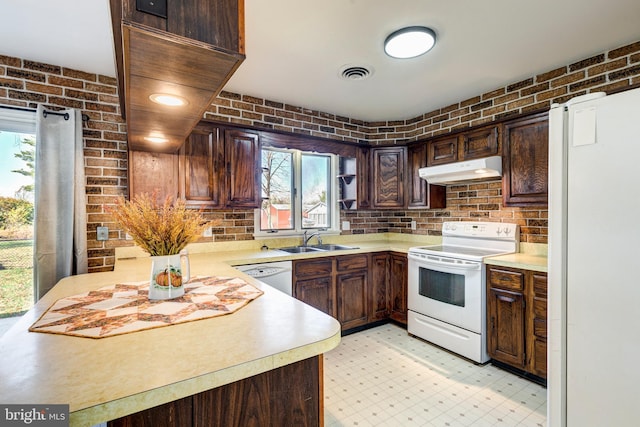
top-left (235, 260), bottom-right (293, 296)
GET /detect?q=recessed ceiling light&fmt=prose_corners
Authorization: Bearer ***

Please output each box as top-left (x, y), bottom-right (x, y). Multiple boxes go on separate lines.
top-left (149, 93), bottom-right (188, 107)
top-left (384, 26), bottom-right (436, 59)
top-left (144, 133), bottom-right (168, 144)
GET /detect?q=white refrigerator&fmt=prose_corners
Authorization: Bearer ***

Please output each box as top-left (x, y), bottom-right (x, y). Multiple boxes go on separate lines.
top-left (548, 87), bottom-right (640, 426)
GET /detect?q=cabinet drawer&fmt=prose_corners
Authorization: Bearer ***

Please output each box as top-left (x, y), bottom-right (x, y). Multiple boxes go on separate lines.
top-left (488, 267), bottom-right (524, 291)
top-left (336, 254), bottom-right (368, 272)
top-left (294, 259), bottom-right (333, 278)
top-left (533, 273), bottom-right (547, 297)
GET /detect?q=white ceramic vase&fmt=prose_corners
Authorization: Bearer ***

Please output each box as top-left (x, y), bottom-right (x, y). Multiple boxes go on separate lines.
top-left (148, 250), bottom-right (190, 300)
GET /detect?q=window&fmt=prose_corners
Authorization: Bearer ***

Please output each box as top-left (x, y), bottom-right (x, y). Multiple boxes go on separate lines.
top-left (0, 108), bottom-right (36, 321)
top-left (256, 147), bottom-right (339, 237)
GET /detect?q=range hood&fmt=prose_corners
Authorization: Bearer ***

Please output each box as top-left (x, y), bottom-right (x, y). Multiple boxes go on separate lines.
top-left (418, 155), bottom-right (502, 184)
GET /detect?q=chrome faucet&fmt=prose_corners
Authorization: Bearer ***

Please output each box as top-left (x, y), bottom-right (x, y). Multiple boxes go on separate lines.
top-left (303, 230), bottom-right (323, 247)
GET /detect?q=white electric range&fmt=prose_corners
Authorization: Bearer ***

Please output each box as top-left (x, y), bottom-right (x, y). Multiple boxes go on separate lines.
top-left (407, 221), bottom-right (519, 363)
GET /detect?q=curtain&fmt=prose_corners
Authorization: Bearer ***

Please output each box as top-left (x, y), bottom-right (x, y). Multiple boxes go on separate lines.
top-left (34, 106), bottom-right (87, 300)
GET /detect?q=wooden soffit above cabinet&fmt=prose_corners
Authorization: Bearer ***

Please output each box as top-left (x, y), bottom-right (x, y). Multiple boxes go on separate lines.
top-left (110, 0), bottom-right (245, 153)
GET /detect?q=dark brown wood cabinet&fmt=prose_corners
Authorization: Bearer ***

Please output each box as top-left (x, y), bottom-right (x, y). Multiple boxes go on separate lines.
top-left (130, 124), bottom-right (261, 209)
top-left (108, 355), bottom-right (323, 427)
top-left (487, 265), bottom-right (547, 380)
top-left (527, 272), bottom-right (548, 378)
top-left (335, 254), bottom-right (369, 330)
top-left (371, 147), bottom-right (406, 209)
top-left (109, 0), bottom-right (245, 152)
top-left (407, 142), bottom-right (446, 209)
top-left (427, 124), bottom-right (499, 166)
top-left (389, 253), bottom-right (408, 325)
top-left (293, 259), bottom-right (335, 318)
top-left (224, 129), bottom-right (262, 208)
top-left (180, 126), bottom-right (222, 207)
top-left (502, 113), bottom-right (549, 206)
top-left (356, 147), bottom-right (372, 210)
top-left (369, 253), bottom-right (390, 321)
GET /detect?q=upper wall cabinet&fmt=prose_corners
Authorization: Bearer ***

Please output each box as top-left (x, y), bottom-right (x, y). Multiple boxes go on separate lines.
top-left (407, 142), bottom-right (446, 209)
top-left (130, 123), bottom-right (261, 209)
top-left (502, 113), bottom-right (549, 206)
top-left (109, 0), bottom-right (245, 153)
top-left (427, 124), bottom-right (500, 166)
top-left (371, 147), bottom-right (407, 209)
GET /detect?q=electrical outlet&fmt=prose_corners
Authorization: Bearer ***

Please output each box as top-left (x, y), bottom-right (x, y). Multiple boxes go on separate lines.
top-left (203, 226), bottom-right (213, 237)
top-left (411, 220), bottom-right (417, 230)
top-left (96, 226), bottom-right (109, 241)
top-left (125, 233), bottom-right (133, 241)
top-left (342, 221), bottom-right (351, 231)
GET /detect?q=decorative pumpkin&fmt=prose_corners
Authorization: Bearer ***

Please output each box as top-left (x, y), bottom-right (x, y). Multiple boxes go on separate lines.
top-left (155, 267), bottom-right (183, 288)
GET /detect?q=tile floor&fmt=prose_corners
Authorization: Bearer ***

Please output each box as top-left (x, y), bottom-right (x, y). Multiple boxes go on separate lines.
top-left (324, 324), bottom-right (546, 427)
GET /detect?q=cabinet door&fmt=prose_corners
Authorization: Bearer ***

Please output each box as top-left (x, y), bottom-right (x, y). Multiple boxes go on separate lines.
top-left (224, 129), bottom-right (261, 208)
top-left (129, 150), bottom-right (179, 203)
top-left (369, 253), bottom-right (389, 321)
top-left (389, 253), bottom-right (408, 324)
top-left (427, 135), bottom-right (458, 166)
top-left (460, 125), bottom-right (499, 160)
top-left (527, 272), bottom-right (548, 378)
top-left (502, 113), bottom-right (549, 206)
top-left (371, 147), bottom-right (406, 209)
top-left (181, 127), bottom-right (223, 208)
top-left (487, 287), bottom-right (525, 368)
top-left (294, 277), bottom-right (334, 317)
top-left (336, 271), bottom-right (368, 330)
top-left (356, 146), bottom-right (371, 209)
top-left (407, 143), bottom-right (446, 209)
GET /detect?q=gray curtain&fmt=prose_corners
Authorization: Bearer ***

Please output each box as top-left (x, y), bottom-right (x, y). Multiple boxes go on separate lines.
top-left (34, 106), bottom-right (87, 300)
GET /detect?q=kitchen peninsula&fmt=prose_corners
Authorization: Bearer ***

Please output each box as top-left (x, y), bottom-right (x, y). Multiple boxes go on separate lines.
top-left (0, 251), bottom-right (341, 426)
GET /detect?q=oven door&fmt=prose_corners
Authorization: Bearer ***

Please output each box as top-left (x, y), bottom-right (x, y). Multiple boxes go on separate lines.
top-left (408, 251), bottom-right (484, 333)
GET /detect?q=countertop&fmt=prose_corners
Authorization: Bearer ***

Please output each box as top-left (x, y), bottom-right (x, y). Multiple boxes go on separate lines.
top-left (484, 242), bottom-right (548, 272)
top-left (0, 254), bottom-right (342, 426)
top-left (0, 233), bottom-right (547, 426)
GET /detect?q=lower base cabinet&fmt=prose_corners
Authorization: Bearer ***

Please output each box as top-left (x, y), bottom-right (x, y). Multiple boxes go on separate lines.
top-left (108, 356), bottom-right (322, 427)
top-left (293, 252), bottom-right (407, 331)
top-left (487, 265), bottom-right (547, 380)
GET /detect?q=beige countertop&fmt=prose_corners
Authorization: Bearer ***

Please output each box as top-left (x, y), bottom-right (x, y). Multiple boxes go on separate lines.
top-left (0, 254), bottom-right (342, 426)
top-left (485, 242), bottom-right (548, 272)
top-left (0, 232), bottom-right (546, 426)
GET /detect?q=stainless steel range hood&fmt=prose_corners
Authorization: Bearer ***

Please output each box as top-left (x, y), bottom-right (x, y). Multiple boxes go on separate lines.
top-left (418, 155), bottom-right (502, 184)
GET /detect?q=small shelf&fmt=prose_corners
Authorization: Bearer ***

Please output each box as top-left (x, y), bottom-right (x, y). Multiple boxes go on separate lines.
top-left (338, 174), bottom-right (356, 185)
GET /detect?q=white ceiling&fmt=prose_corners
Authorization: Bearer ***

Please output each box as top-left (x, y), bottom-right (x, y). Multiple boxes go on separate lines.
top-left (1, 0), bottom-right (640, 122)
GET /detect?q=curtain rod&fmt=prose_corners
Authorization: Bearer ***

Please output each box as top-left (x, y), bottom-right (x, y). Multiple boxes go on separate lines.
top-left (0, 104), bottom-right (90, 122)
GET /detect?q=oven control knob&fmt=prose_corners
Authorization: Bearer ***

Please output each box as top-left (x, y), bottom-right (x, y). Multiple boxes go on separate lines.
top-left (504, 227), bottom-right (511, 235)
top-left (496, 227), bottom-right (503, 235)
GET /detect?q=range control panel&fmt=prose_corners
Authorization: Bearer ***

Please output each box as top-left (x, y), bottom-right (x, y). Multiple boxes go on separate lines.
top-left (442, 221), bottom-right (519, 239)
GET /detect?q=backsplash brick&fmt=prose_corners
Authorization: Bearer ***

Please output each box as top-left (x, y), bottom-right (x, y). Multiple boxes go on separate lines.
top-left (1, 40), bottom-right (639, 272)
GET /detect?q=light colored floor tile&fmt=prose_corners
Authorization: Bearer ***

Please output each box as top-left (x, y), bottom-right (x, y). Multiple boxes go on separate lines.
top-left (324, 323), bottom-right (547, 427)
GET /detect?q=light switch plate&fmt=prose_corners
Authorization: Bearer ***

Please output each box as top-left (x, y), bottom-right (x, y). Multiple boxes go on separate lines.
top-left (96, 226), bottom-right (109, 241)
top-left (203, 226), bottom-right (213, 237)
top-left (342, 221), bottom-right (351, 231)
top-left (411, 220), bottom-right (417, 230)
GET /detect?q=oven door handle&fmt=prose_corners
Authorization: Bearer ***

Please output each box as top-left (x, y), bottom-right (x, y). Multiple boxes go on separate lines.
top-left (409, 254), bottom-right (481, 271)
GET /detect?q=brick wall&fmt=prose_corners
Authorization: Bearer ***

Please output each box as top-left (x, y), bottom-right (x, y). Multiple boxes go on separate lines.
top-left (1, 40), bottom-right (639, 271)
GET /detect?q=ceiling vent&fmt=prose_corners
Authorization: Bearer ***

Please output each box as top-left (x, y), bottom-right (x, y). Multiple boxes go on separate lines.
top-left (339, 65), bottom-right (373, 81)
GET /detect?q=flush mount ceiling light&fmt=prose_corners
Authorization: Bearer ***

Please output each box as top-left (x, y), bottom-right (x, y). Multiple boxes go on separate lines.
top-left (384, 26), bottom-right (436, 59)
top-left (149, 93), bottom-right (189, 107)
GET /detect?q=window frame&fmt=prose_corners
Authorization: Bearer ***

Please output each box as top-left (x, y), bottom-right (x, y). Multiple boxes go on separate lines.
top-left (254, 147), bottom-right (340, 239)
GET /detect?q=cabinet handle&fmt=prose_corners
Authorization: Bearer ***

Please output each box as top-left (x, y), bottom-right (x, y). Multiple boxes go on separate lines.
top-left (497, 295), bottom-right (515, 303)
top-left (490, 316), bottom-right (495, 330)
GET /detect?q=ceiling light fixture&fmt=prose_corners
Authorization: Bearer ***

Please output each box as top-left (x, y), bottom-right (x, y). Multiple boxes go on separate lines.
top-left (384, 26), bottom-right (436, 59)
top-left (144, 133), bottom-right (169, 144)
top-left (149, 93), bottom-right (189, 107)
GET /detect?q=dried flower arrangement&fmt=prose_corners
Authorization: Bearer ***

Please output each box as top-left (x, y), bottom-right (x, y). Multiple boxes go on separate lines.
top-left (109, 193), bottom-right (212, 256)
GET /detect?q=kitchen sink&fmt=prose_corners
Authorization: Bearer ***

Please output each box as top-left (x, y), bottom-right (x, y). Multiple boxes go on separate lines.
top-left (278, 246), bottom-right (325, 253)
top-left (309, 244), bottom-right (357, 251)
top-left (278, 244), bottom-right (357, 253)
